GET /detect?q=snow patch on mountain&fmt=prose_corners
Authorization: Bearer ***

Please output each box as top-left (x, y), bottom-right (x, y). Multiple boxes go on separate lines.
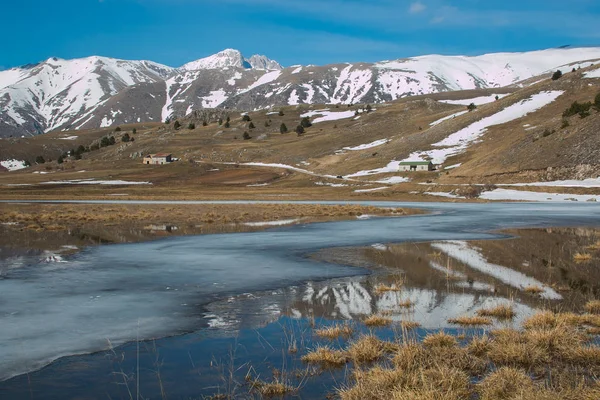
top-left (180, 49), bottom-right (282, 71)
top-left (0, 159), bottom-right (28, 171)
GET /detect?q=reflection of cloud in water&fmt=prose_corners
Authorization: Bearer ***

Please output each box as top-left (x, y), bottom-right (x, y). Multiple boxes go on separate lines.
top-left (432, 241), bottom-right (562, 300)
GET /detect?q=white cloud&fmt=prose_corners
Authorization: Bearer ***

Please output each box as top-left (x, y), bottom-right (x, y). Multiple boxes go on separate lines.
top-left (409, 1), bottom-right (426, 14)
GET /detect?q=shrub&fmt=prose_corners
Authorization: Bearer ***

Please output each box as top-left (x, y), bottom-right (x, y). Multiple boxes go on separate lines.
top-left (495, 95), bottom-right (499, 101)
top-left (226, 116), bottom-right (231, 123)
top-left (76, 145), bottom-right (85, 154)
top-left (248, 122), bottom-right (255, 129)
top-left (90, 143), bottom-right (99, 151)
top-left (278, 110), bottom-right (284, 116)
top-left (224, 121), bottom-right (230, 128)
top-left (115, 126), bottom-right (122, 132)
top-left (467, 103), bottom-right (477, 112)
top-left (296, 125), bottom-right (305, 136)
top-left (243, 131), bottom-right (251, 140)
top-left (218, 118), bottom-right (223, 125)
top-left (121, 133), bottom-right (131, 142)
top-left (366, 104), bottom-right (372, 112)
top-left (188, 123), bottom-right (195, 130)
top-left (74, 153), bottom-right (82, 160)
top-left (300, 117), bottom-right (312, 128)
top-left (563, 101), bottom-right (592, 118)
top-left (280, 123), bottom-right (288, 134)
top-left (108, 136), bottom-right (116, 145)
top-left (173, 120), bottom-right (181, 130)
top-left (24, 160), bottom-right (31, 167)
top-left (100, 137), bottom-right (110, 147)
top-left (552, 70), bottom-right (563, 80)
top-left (57, 156), bottom-right (64, 164)
top-left (202, 120), bottom-right (208, 127)
top-left (242, 114), bottom-right (251, 122)
top-left (561, 119), bottom-right (570, 129)
top-left (132, 128), bottom-right (137, 134)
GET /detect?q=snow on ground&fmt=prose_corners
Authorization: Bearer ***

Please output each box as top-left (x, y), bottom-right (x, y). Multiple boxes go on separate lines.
top-left (41, 179), bottom-right (151, 185)
top-left (403, 91), bottom-right (565, 165)
top-left (373, 176), bottom-right (410, 184)
top-left (301, 109), bottom-right (356, 124)
top-left (425, 192), bottom-right (464, 199)
top-left (432, 241), bottom-right (562, 300)
top-left (343, 139), bottom-right (389, 151)
top-left (480, 189), bottom-right (598, 202)
top-left (240, 70), bottom-right (281, 93)
top-left (291, 66), bottom-right (303, 74)
top-left (243, 219), bottom-right (299, 227)
top-left (1, 160), bottom-right (28, 171)
top-left (429, 111), bottom-right (469, 126)
top-left (354, 187), bottom-right (388, 193)
top-left (346, 160), bottom-right (404, 177)
top-left (226, 72), bottom-right (242, 86)
top-left (444, 163), bottom-right (462, 170)
top-left (288, 89), bottom-right (300, 105)
top-left (58, 135), bottom-right (78, 140)
top-left (500, 177), bottom-right (600, 188)
top-left (315, 181), bottom-right (348, 187)
top-left (584, 68), bottom-right (600, 79)
top-left (440, 93), bottom-right (510, 106)
top-left (201, 90), bottom-right (228, 108)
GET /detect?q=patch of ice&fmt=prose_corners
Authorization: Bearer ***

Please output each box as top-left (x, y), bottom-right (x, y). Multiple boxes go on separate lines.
top-left (480, 189), bottom-right (598, 202)
top-left (243, 219), bottom-right (299, 227)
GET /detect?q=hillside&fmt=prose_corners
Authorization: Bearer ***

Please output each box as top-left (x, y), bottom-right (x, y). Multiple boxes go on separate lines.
top-left (1, 62), bottom-right (599, 202)
top-left (2, 47), bottom-right (600, 138)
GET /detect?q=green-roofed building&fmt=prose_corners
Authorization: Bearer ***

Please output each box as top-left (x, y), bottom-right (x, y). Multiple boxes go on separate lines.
top-left (398, 161), bottom-right (435, 172)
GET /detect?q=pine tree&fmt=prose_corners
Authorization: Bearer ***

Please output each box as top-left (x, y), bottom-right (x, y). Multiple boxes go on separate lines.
top-left (300, 117), bottom-right (312, 128)
top-left (132, 128), bottom-right (137, 134)
top-left (242, 115), bottom-right (251, 122)
top-left (115, 126), bottom-right (122, 132)
top-left (280, 123), bottom-right (288, 134)
top-left (57, 156), bottom-right (64, 164)
top-left (278, 110), bottom-right (284, 116)
top-left (224, 121), bottom-right (231, 128)
top-left (202, 120), bottom-right (208, 127)
top-left (243, 131), bottom-right (251, 140)
top-left (174, 120), bottom-right (181, 130)
top-left (100, 137), bottom-right (110, 147)
top-left (467, 103), bottom-right (477, 112)
top-left (218, 118), bottom-right (223, 126)
top-left (35, 155), bottom-right (45, 164)
top-left (109, 136), bottom-right (116, 145)
top-left (495, 95), bottom-right (499, 101)
top-left (226, 116), bottom-right (231, 123)
top-left (295, 125), bottom-right (305, 136)
top-left (595, 92), bottom-right (600, 109)
top-left (249, 122), bottom-right (255, 129)
top-left (366, 104), bottom-right (372, 112)
top-left (122, 133), bottom-right (131, 142)
top-left (188, 123), bottom-right (195, 130)
top-left (552, 70), bottom-right (563, 80)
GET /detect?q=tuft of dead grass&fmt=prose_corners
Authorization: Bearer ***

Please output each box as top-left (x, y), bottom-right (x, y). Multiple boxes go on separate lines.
top-left (523, 285), bottom-right (545, 295)
top-left (364, 315), bottom-right (393, 327)
top-left (301, 346), bottom-right (347, 366)
top-left (477, 367), bottom-right (534, 400)
top-left (423, 332), bottom-right (457, 348)
top-left (584, 300), bottom-right (600, 315)
top-left (250, 379), bottom-right (294, 397)
top-left (400, 320), bottom-right (421, 330)
top-left (574, 253), bottom-right (593, 263)
top-left (314, 324), bottom-right (353, 339)
top-left (347, 335), bottom-right (397, 363)
top-left (477, 304), bottom-right (516, 320)
top-left (448, 315), bottom-right (493, 326)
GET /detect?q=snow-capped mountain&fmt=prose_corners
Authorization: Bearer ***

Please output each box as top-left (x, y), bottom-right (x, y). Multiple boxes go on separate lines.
top-left (2, 47), bottom-right (600, 138)
top-left (180, 49), bottom-right (282, 71)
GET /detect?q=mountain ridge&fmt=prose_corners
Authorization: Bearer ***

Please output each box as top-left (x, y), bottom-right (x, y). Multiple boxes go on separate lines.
top-left (1, 47), bottom-right (600, 138)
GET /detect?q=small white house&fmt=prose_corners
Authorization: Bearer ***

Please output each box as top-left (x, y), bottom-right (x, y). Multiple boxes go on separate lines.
top-left (399, 161), bottom-right (435, 172)
top-left (143, 153), bottom-right (172, 165)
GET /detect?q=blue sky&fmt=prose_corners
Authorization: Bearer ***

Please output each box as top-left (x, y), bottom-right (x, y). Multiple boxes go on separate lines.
top-left (2, 0), bottom-right (599, 69)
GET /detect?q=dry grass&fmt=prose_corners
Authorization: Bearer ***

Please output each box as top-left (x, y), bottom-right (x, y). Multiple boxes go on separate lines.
top-left (574, 252), bottom-right (593, 263)
top-left (422, 332), bottom-right (457, 348)
top-left (250, 379), bottom-right (294, 397)
top-left (477, 367), bottom-right (534, 400)
top-left (314, 324), bottom-right (353, 339)
top-left (346, 335), bottom-right (397, 363)
top-left (400, 321), bottom-right (421, 330)
top-left (448, 315), bottom-right (493, 326)
top-left (397, 299), bottom-right (414, 308)
top-left (374, 283), bottom-right (402, 294)
top-left (523, 285), bottom-right (545, 295)
top-left (584, 300), bottom-right (600, 315)
top-left (301, 346), bottom-right (347, 366)
top-left (477, 304), bottom-right (516, 320)
top-left (364, 315), bottom-right (393, 327)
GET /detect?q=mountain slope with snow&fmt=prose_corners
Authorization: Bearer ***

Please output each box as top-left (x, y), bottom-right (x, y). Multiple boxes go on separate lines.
top-left (2, 47), bottom-right (600, 137)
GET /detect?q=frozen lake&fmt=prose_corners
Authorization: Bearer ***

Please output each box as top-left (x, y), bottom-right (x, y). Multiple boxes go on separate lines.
top-left (1, 201), bottom-right (600, 386)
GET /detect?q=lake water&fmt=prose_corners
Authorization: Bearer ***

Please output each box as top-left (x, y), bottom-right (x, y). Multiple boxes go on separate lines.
top-left (1, 201), bottom-right (599, 398)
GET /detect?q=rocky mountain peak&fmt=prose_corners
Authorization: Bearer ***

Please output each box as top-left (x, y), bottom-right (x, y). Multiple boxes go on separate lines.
top-left (180, 49), bottom-right (282, 71)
